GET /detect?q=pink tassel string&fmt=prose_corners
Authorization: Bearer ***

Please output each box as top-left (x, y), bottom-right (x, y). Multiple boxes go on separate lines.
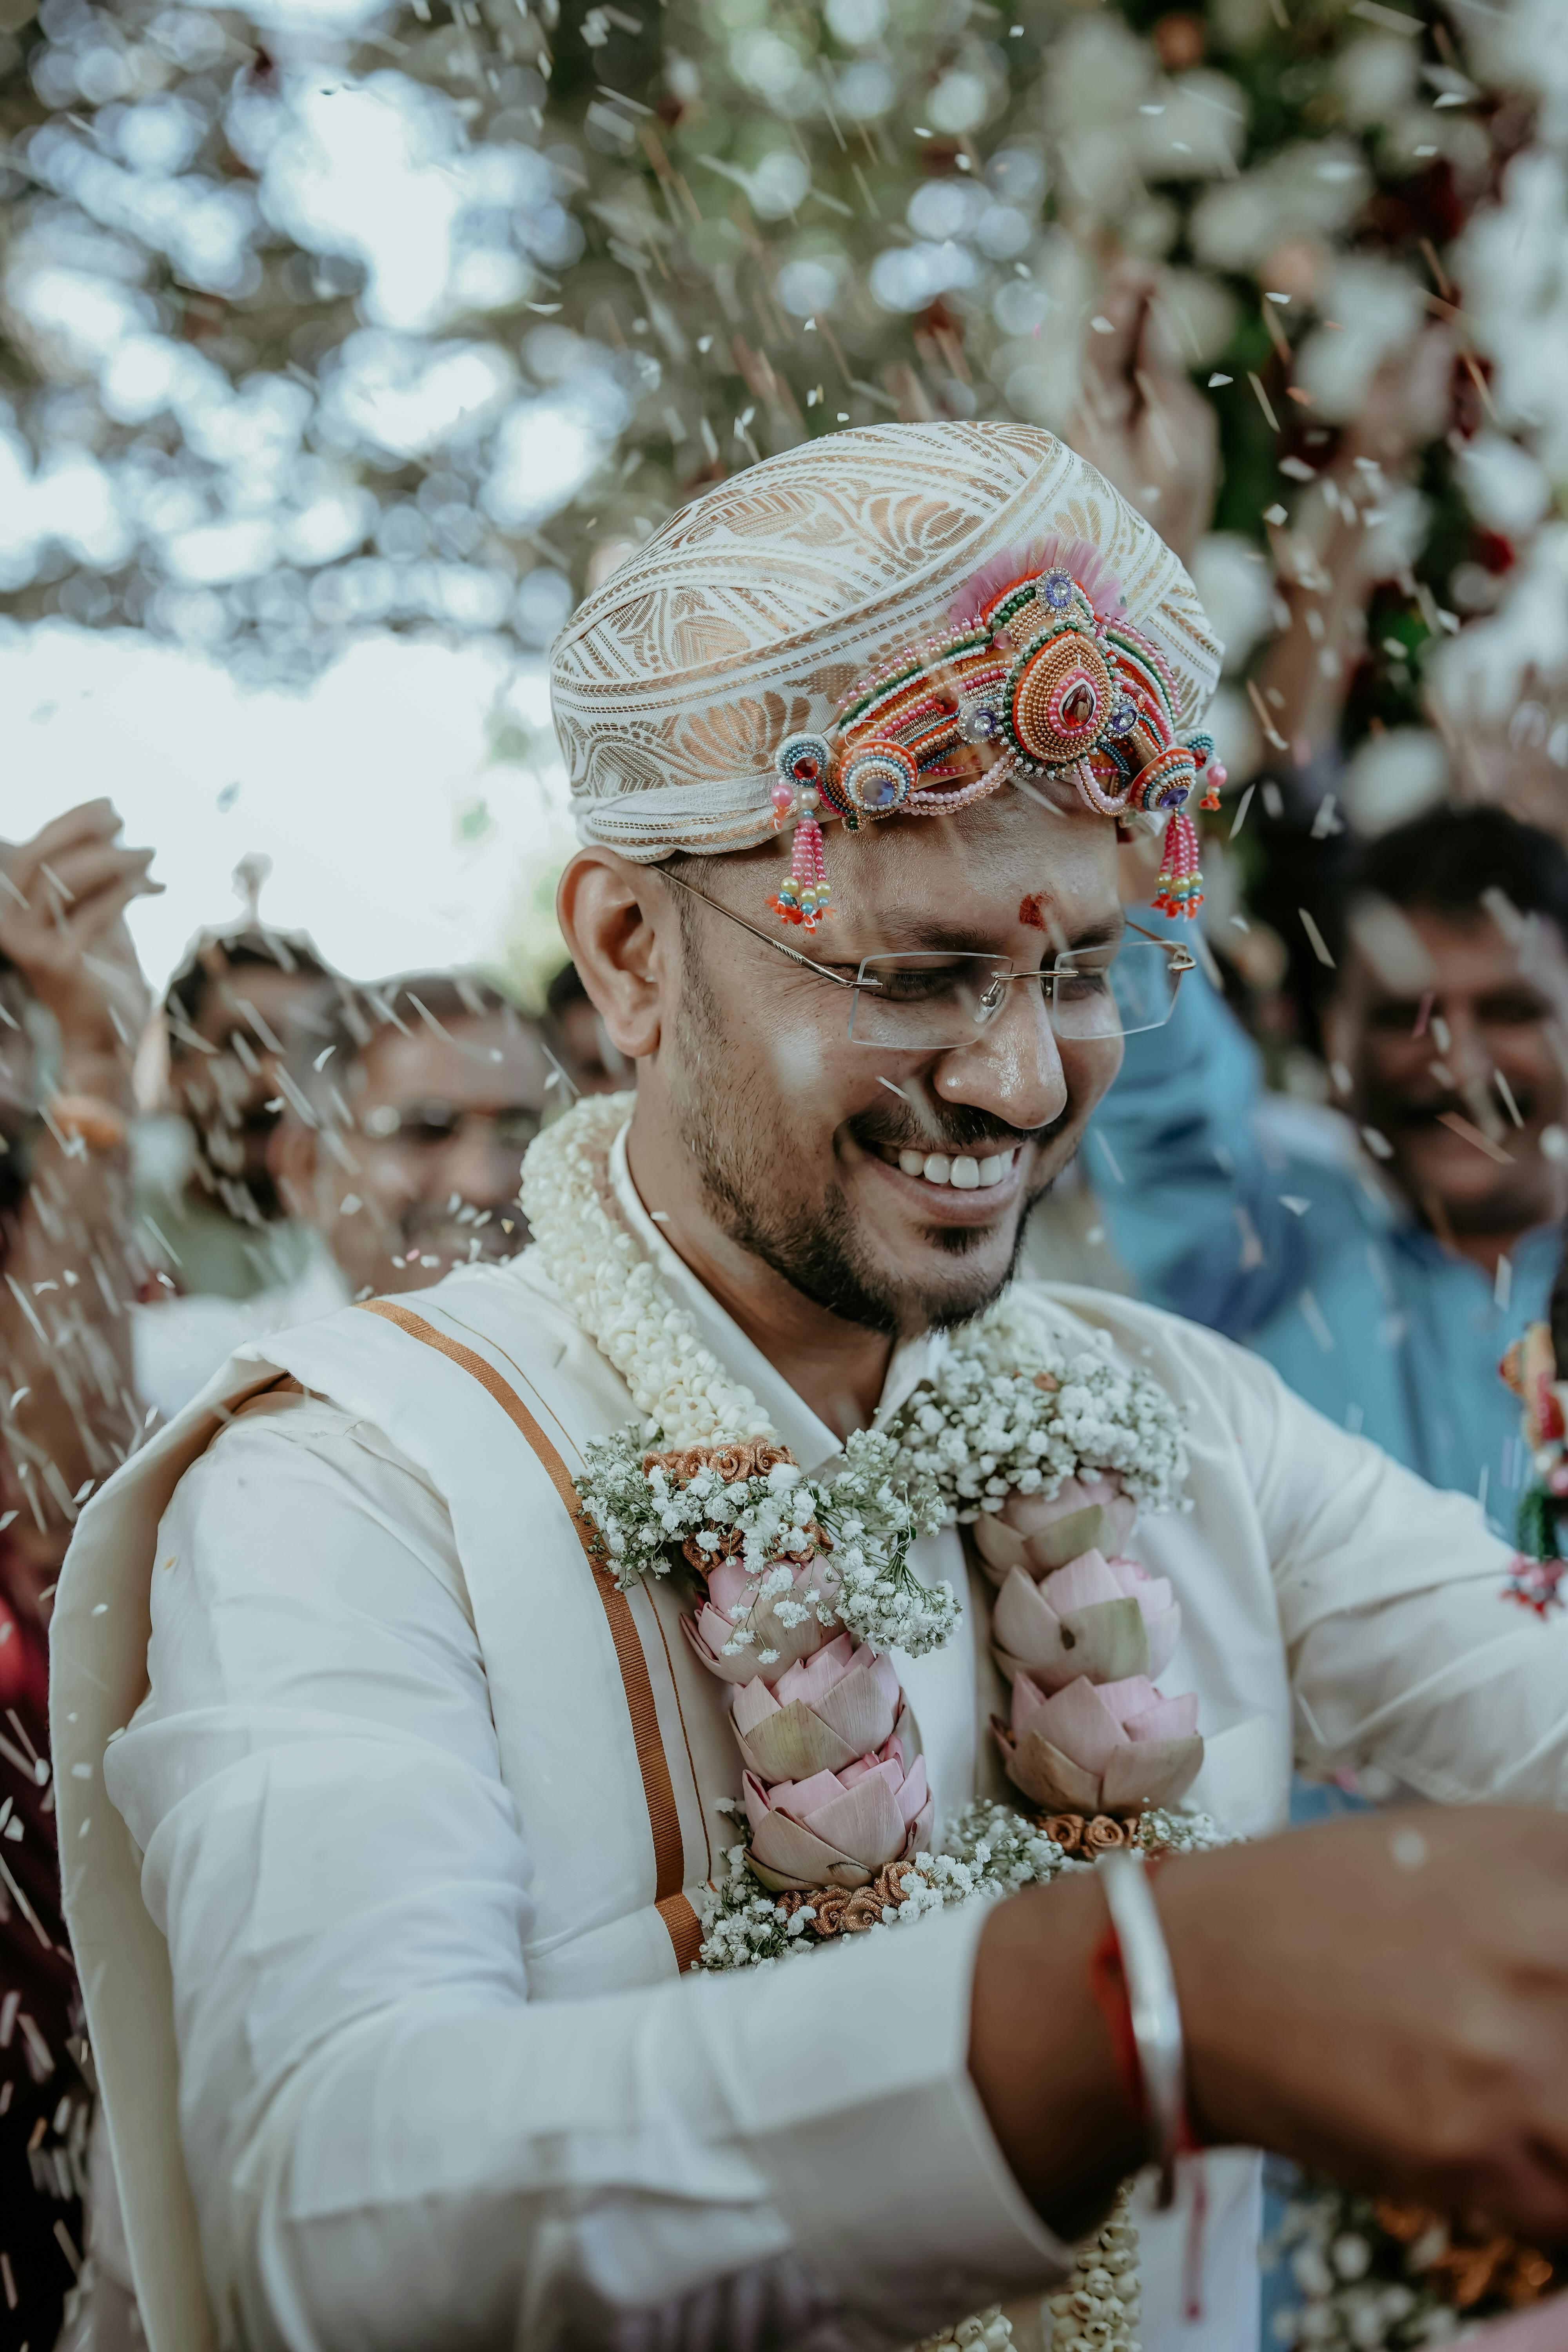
top-left (1151, 808), bottom-right (1203, 919)
top-left (769, 805), bottom-right (831, 930)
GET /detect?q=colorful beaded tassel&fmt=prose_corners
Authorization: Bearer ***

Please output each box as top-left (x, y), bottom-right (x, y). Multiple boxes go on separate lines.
top-left (1151, 806), bottom-right (1203, 919)
top-left (769, 789), bottom-right (831, 931)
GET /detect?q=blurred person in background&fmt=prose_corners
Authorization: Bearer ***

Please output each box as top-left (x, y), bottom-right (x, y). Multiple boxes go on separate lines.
top-left (0, 801), bottom-right (155, 2352)
top-left (130, 926), bottom-right (346, 1429)
top-left (138, 907), bottom-right (335, 1301)
top-left (1071, 276), bottom-right (1566, 1510)
top-left (1094, 805), bottom-right (1568, 1509)
top-left (274, 971), bottom-right (550, 1302)
top-left (544, 957), bottom-right (630, 1096)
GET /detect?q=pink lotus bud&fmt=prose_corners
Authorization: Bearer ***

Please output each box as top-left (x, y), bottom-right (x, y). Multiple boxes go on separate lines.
top-left (988, 1546), bottom-right (1181, 1691)
top-left (995, 1668), bottom-right (1202, 1816)
top-left (972, 1474), bottom-right (1138, 1584)
top-left (743, 1735), bottom-right (933, 1891)
top-left (682, 1555), bottom-right (836, 1686)
top-left (730, 1635), bottom-right (902, 1783)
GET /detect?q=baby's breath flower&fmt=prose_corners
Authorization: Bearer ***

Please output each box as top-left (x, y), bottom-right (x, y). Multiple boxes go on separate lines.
top-left (882, 1298), bottom-right (1189, 1524)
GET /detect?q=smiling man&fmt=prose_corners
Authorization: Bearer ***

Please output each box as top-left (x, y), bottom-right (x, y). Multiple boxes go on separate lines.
top-left (273, 969), bottom-right (550, 1294)
top-left (1094, 807), bottom-right (1568, 1496)
top-left (51, 425), bottom-right (1568, 2352)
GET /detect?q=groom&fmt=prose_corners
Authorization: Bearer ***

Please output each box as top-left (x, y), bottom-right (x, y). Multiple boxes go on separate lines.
top-left (54, 423), bottom-right (1568, 2352)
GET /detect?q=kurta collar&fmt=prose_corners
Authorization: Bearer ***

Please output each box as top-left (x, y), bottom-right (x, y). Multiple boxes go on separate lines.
top-left (608, 1119), bottom-right (946, 1474)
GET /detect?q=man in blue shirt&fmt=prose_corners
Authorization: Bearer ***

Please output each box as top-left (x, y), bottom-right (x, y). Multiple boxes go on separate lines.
top-left (1094, 806), bottom-right (1568, 1514)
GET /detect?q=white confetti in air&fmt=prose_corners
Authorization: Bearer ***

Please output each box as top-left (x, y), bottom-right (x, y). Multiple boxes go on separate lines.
top-left (1299, 909), bottom-right (1336, 968)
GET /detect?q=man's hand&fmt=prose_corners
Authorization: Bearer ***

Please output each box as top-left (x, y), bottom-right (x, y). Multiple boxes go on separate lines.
top-left (1067, 265), bottom-right (1218, 571)
top-left (1162, 1808), bottom-right (1568, 2244)
top-left (972, 1808), bottom-right (1568, 2248)
top-left (0, 799), bottom-right (160, 1079)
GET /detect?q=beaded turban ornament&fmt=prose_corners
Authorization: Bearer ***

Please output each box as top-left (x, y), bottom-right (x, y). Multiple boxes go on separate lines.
top-left (551, 420), bottom-right (1225, 929)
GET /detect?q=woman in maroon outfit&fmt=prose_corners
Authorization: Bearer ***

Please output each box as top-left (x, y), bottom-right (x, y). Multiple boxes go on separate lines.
top-left (0, 804), bottom-right (154, 2350)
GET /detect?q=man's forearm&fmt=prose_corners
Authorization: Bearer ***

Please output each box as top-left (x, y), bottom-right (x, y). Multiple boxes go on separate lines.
top-left (969, 1870), bottom-right (1144, 2241)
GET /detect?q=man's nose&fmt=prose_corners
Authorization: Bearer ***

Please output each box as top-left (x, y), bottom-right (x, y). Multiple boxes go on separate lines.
top-left (930, 978), bottom-right (1069, 1132)
top-left (1443, 1002), bottom-right (1493, 1087)
top-left (427, 1120), bottom-right (521, 1209)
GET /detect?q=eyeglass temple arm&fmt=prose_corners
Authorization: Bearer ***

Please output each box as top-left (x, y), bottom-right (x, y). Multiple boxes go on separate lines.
top-left (658, 867), bottom-right (865, 988)
top-left (1123, 916), bottom-right (1197, 975)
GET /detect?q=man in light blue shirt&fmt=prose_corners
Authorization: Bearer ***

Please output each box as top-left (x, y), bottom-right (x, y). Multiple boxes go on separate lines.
top-left (1093, 806), bottom-right (1568, 1514)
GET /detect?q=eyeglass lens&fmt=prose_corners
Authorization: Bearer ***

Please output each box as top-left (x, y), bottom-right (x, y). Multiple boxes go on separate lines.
top-left (845, 944), bottom-right (1180, 1050)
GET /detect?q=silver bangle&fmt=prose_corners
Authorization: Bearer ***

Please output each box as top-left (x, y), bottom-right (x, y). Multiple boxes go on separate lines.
top-left (1098, 1848), bottom-right (1186, 2208)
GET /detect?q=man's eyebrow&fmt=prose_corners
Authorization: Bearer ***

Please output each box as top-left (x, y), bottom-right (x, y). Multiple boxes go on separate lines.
top-left (1060, 914), bottom-right (1125, 951)
top-left (862, 908), bottom-right (1126, 953)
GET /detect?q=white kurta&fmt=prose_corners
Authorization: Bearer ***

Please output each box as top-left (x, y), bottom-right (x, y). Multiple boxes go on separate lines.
top-left (50, 1134), bottom-right (1568, 2352)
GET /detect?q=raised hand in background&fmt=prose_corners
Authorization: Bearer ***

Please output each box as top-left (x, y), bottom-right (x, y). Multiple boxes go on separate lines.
top-left (0, 799), bottom-right (161, 1608)
top-left (1064, 261), bottom-right (1220, 572)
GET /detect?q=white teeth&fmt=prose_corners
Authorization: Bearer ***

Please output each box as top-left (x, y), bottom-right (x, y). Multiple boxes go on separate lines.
top-left (896, 1146), bottom-right (1017, 1189)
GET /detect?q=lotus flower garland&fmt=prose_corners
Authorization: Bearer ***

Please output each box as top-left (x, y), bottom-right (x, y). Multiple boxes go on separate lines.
top-left (695, 1605), bottom-right (935, 1891)
top-left (524, 1097), bottom-right (1199, 1901)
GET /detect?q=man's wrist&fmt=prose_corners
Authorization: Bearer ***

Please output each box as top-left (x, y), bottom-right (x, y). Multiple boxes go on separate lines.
top-left (969, 1870), bottom-right (1148, 2241)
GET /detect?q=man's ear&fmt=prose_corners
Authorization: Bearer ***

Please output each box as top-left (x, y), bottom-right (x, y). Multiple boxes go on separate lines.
top-left (271, 1116), bottom-right (323, 1226)
top-left (557, 850), bottom-right (670, 1062)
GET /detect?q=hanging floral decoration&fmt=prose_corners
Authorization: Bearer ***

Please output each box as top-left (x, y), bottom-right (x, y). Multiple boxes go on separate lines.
top-left (1499, 1321), bottom-right (1568, 1617)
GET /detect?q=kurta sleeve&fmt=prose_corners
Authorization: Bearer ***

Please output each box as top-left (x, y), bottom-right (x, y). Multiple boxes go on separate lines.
top-left (104, 1397), bottom-right (1066, 2352)
top-left (1217, 1337), bottom-right (1568, 1806)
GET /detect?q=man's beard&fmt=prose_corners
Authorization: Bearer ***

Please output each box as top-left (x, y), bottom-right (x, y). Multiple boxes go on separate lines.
top-left (668, 951), bottom-right (1064, 1338)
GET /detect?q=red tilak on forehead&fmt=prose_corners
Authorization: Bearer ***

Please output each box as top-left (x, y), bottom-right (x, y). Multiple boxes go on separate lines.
top-left (1019, 895), bottom-right (1047, 931)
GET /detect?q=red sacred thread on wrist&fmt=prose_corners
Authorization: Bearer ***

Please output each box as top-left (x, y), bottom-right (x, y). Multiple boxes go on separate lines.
top-left (1090, 1918), bottom-right (1145, 2122)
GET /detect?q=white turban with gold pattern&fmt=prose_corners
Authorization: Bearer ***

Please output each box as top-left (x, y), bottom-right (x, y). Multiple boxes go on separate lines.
top-left (550, 419), bottom-right (1221, 862)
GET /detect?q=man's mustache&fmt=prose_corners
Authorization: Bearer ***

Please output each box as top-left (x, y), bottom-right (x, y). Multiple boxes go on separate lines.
top-left (1382, 1082), bottom-right (1537, 1129)
top-left (846, 1102), bottom-right (1069, 1160)
top-left (394, 1197), bottom-right (524, 1256)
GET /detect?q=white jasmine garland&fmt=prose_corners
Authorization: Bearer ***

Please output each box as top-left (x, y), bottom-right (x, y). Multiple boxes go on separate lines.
top-left (522, 1089), bottom-right (772, 1446)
